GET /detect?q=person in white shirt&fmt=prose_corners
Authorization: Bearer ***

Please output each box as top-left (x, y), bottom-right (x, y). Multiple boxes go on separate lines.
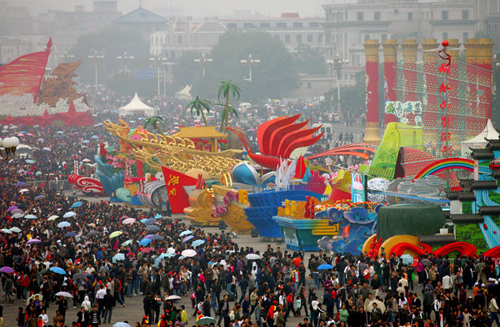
top-left (442, 275), bottom-right (452, 293)
top-left (39, 309), bottom-right (49, 325)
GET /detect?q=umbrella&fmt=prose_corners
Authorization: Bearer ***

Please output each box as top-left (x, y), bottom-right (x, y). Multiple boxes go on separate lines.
top-left (26, 294), bottom-right (43, 305)
top-left (181, 249), bottom-right (197, 257)
top-left (122, 218), bottom-right (136, 225)
top-left (86, 231), bottom-right (99, 237)
top-left (197, 317), bottom-right (217, 326)
top-left (0, 229), bottom-right (12, 234)
top-left (82, 140), bottom-right (90, 144)
top-left (37, 138), bottom-right (44, 142)
top-left (109, 231), bottom-right (123, 239)
top-left (141, 247), bottom-right (153, 253)
top-left (15, 182), bottom-right (25, 187)
top-left (42, 147), bottom-right (51, 151)
top-left (145, 234), bottom-right (164, 241)
top-left (9, 227), bottom-right (21, 233)
top-left (6, 206), bottom-right (18, 211)
top-left (146, 225), bottom-right (160, 231)
top-left (63, 211), bottom-right (76, 218)
top-left (292, 257), bottom-right (302, 267)
top-left (246, 253), bottom-right (260, 260)
top-left (317, 264), bottom-right (334, 270)
top-left (27, 238), bottom-right (41, 244)
top-left (26, 160), bottom-right (36, 164)
top-left (55, 291), bottom-right (73, 298)
top-left (192, 239), bottom-right (205, 247)
top-left (73, 272), bottom-right (89, 282)
top-left (400, 254), bottom-right (414, 266)
top-left (24, 214), bottom-right (37, 219)
top-left (112, 253), bottom-right (126, 263)
top-left (82, 158), bottom-right (91, 162)
top-left (11, 209), bottom-right (23, 214)
top-left (166, 295), bottom-right (181, 301)
top-left (57, 221), bottom-right (70, 228)
top-left (91, 135), bottom-right (99, 139)
top-left (183, 235), bottom-right (194, 243)
top-left (88, 223), bottom-right (96, 228)
top-left (11, 213), bottom-right (23, 219)
top-left (48, 215), bottom-right (59, 221)
top-left (65, 232), bottom-right (77, 237)
top-left (121, 240), bottom-right (133, 246)
top-left (19, 188), bottom-right (29, 193)
top-left (167, 247), bottom-right (176, 255)
top-left (179, 230), bottom-right (192, 237)
top-left (71, 201), bottom-right (82, 208)
top-left (113, 323), bottom-right (131, 327)
top-left (139, 238), bottom-right (152, 246)
top-left (35, 195), bottom-right (45, 200)
top-left (0, 266), bottom-right (14, 274)
top-left (50, 267), bottom-right (66, 275)
top-left (141, 218), bottom-right (156, 225)
top-left (154, 253), bottom-right (175, 266)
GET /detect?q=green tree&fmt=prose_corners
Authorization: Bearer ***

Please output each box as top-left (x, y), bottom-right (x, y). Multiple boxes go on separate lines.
top-left (172, 52), bottom-right (203, 90)
top-left (192, 32), bottom-right (299, 102)
top-left (144, 116), bottom-right (165, 134)
top-left (292, 44), bottom-right (327, 75)
top-left (218, 80), bottom-right (240, 132)
top-left (186, 96), bottom-right (212, 126)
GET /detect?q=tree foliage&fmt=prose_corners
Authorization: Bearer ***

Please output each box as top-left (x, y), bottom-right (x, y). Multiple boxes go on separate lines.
top-left (292, 44), bottom-right (326, 75)
top-left (190, 32), bottom-right (300, 102)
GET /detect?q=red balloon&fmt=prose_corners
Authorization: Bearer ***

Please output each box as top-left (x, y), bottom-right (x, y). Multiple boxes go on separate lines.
top-left (442, 40), bottom-right (449, 47)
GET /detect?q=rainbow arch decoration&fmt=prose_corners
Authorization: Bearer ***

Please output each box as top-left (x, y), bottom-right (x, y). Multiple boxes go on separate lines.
top-left (413, 157), bottom-right (474, 180)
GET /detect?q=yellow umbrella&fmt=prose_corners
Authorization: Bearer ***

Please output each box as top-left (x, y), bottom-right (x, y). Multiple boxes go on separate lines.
top-left (109, 231), bottom-right (123, 239)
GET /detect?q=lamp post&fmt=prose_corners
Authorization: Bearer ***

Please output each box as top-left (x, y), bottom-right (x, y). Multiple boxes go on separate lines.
top-left (240, 54), bottom-right (261, 82)
top-left (150, 55), bottom-right (168, 105)
top-left (194, 53), bottom-right (213, 77)
top-left (88, 51), bottom-right (104, 99)
top-left (326, 55), bottom-right (349, 121)
top-left (59, 52), bottom-right (75, 62)
top-left (0, 137), bottom-right (20, 161)
top-left (117, 51), bottom-right (134, 75)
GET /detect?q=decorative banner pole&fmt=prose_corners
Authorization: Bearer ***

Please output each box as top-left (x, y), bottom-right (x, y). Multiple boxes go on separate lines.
top-left (363, 39), bottom-right (381, 145)
top-left (382, 39), bottom-right (398, 126)
top-left (438, 40), bottom-right (453, 190)
top-left (422, 39), bottom-right (439, 145)
top-left (401, 39), bottom-right (418, 125)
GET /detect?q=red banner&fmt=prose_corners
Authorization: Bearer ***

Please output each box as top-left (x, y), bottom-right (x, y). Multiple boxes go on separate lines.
top-left (161, 167), bottom-right (197, 214)
top-left (0, 38), bottom-right (51, 103)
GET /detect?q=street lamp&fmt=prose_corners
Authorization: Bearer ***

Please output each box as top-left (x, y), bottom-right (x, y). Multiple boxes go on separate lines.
top-left (326, 54), bottom-right (349, 121)
top-left (0, 137), bottom-right (20, 161)
top-left (149, 55), bottom-right (168, 104)
top-left (240, 54), bottom-right (261, 82)
top-left (59, 52), bottom-right (75, 62)
top-left (117, 51), bottom-right (134, 75)
top-left (194, 53), bottom-right (213, 77)
top-left (88, 51), bottom-right (104, 99)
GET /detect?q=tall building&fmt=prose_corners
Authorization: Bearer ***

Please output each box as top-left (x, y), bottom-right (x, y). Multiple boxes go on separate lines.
top-left (323, 0), bottom-right (480, 67)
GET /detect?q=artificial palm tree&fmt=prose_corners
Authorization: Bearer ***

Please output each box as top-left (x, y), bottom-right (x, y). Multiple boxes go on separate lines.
top-left (144, 115), bottom-right (165, 134)
top-left (186, 96), bottom-right (211, 126)
top-left (218, 80), bottom-right (240, 132)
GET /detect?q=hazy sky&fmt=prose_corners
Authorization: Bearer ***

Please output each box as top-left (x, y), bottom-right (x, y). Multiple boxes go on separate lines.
top-left (15, 0), bottom-right (355, 18)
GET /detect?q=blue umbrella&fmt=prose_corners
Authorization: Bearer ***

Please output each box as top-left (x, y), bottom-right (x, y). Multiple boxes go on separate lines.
top-left (139, 238), bottom-right (152, 246)
top-left (154, 253), bottom-right (175, 267)
top-left (91, 135), bottom-right (99, 139)
top-left (192, 239), bottom-right (205, 247)
top-left (65, 232), bottom-right (77, 237)
top-left (179, 230), bottom-right (192, 237)
top-left (16, 182), bottom-right (25, 187)
top-left (112, 253), bottom-right (125, 263)
top-left (317, 264), bottom-right (334, 270)
top-left (154, 214), bottom-right (162, 219)
top-left (82, 140), bottom-right (90, 144)
top-left (400, 254), bottom-right (414, 266)
top-left (146, 225), bottom-right (160, 231)
top-left (71, 201), bottom-right (82, 208)
top-left (146, 234), bottom-right (164, 241)
top-left (57, 221), bottom-right (70, 228)
top-left (50, 267), bottom-right (66, 275)
top-left (142, 218), bottom-right (156, 225)
top-left (183, 235), bottom-right (194, 243)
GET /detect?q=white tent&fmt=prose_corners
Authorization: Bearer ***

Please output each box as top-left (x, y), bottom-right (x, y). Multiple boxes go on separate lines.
top-left (461, 119), bottom-right (500, 156)
top-left (175, 85), bottom-right (192, 101)
top-left (119, 93), bottom-right (155, 117)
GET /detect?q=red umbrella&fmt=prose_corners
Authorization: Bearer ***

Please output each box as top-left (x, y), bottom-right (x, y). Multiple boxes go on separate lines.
top-left (141, 247), bottom-right (153, 253)
top-left (292, 257), bottom-right (302, 267)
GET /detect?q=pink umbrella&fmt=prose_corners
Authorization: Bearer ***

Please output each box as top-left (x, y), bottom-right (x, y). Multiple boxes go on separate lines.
top-left (11, 209), bottom-right (23, 214)
top-left (27, 238), bottom-right (41, 244)
top-left (6, 206), bottom-right (18, 212)
top-left (122, 218), bottom-right (136, 225)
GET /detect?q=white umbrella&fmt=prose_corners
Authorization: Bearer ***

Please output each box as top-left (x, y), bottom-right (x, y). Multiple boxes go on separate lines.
top-left (19, 188), bottom-right (29, 193)
top-left (166, 295), bottom-right (181, 300)
top-left (48, 215), bottom-right (59, 221)
top-left (246, 253), bottom-right (260, 260)
top-left (181, 249), bottom-right (196, 258)
top-left (57, 221), bottom-right (71, 228)
top-left (55, 291), bottom-right (73, 298)
top-left (167, 247), bottom-right (176, 255)
top-left (63, 212), bottom-right (76, 218)
top-left (12, 213), bottom-right (23, 219)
